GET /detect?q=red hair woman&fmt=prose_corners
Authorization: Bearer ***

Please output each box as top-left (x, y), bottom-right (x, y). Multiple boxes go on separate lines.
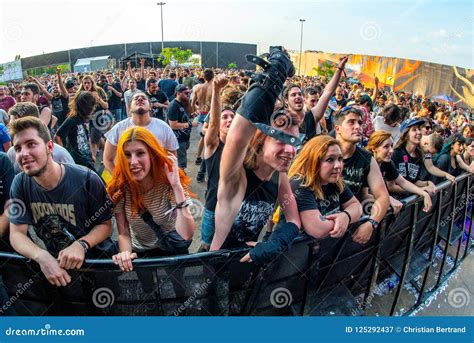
top-left (107, 127), bottom-right (194, 272)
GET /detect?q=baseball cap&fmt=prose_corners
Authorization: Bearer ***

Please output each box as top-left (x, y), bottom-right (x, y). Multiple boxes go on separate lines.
top-left (65, 79), bottom-right (75, 89)
top-left (400, 118), bottom-right (425, 134)
top-left (175, 84), bottom-right (189, 94)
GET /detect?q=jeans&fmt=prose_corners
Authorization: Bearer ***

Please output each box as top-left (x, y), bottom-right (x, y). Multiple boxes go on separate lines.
top-left (177, 141), bottom-right (190, 169)
top-left (200, 208), bottom-right (215, 245)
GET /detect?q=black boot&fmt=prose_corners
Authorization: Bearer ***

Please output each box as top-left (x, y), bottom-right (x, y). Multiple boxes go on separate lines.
top-left (237, 47), bottom-right (300, 146)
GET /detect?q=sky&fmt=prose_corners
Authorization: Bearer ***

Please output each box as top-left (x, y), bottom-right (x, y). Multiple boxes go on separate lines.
top-left (0, 0), bottom-right (472, 68)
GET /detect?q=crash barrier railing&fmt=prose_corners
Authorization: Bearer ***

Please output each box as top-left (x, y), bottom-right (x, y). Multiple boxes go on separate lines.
top-left (0, 173), bottom-right (472, 316)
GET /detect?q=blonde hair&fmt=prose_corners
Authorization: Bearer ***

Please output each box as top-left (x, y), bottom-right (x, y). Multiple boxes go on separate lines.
top-left (288, 135), bottom-right (344, 200)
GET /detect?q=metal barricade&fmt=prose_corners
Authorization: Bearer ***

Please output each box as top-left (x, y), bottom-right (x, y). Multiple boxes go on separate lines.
top-left (0, 174), bottom-right (472, 316)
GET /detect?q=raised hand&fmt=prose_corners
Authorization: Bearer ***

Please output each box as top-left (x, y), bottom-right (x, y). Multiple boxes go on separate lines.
top-left (164, 153), bottom-right (181, 188)
top-left (213, 74), bottom-right (229, 91)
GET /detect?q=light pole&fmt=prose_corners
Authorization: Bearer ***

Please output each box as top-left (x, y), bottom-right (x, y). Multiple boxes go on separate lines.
top-left (299, 18), bottom-right (305, 76)
top-left (157, 2), bottom-right (166, 52)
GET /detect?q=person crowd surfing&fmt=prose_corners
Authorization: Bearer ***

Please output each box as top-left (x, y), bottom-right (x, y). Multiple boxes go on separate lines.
top-left (0, 46), bottom-right (472, 302)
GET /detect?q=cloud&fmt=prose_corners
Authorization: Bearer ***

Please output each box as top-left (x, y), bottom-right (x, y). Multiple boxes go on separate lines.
top-left (427, 29), bottom-right (448, 39)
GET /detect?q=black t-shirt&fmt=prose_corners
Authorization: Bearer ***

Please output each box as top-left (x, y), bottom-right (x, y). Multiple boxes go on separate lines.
top-left (336, 97), bottom-right (347, 108)
top-left (342, 146), bottom-right (372, 197)
top-left (167, 99), bottom-right (191, 143)
top-left (55, 116), bottom-right (95, 171)
top-left (0, 153), bottom-right (14, 215)
top-left (9, 164), bottom-right (113, 257)
top-left (107, 81), bottom-right (123, 110)
top-left (290, 178), bottom-right (353, 216)
top-left (204, 140), bottom-right (224, 211)
top-left (433, 153), bottom-right (462, 184)
top-left (146, 90), bottom-right (168, 121)
top-left (300, 110), bottom-right (319, 144)
top-left (392, 147), bottom-right (424, 184)
top-left (137, 78), bottom-right (146, 92)
top-left (223, 168), bottom-right (279, 248)
top-left (51, 95), bottom-right (70, 127)
top-left (380, 160), bottom-right (400, 182)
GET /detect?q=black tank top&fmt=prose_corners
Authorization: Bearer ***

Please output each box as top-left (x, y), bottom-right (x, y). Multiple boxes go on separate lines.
top-left (222, 168), bottom-right (279, 249)
top-left (204, 140), bottom-right (225, 211)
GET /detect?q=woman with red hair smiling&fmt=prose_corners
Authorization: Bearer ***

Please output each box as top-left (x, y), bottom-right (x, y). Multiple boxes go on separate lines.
top-left (107, 127), bottom-right (194, 272)
top-left (285, 135), bottom-right (362, 240)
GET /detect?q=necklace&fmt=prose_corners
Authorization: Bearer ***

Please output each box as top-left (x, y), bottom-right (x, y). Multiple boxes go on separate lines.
top-left (36, 164), bottom-right (63, 191)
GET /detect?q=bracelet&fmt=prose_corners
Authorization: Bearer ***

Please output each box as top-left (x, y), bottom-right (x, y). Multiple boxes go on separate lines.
top-left (342, 210), bottom-right (352, 223)
top-left (337, 67), bottom-right (343, 71)
top-left (165, 199), bottom-right (192, 215)
top-left (176, 199), bottom-right (192, 209)
top-left (77, 239), bottom-right (90, 254)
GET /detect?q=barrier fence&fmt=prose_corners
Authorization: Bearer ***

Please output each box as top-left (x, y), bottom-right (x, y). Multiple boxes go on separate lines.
top-left (0, 173), bottom-right (472, 316)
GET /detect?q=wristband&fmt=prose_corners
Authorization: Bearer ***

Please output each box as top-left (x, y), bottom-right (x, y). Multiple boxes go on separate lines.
top-left (77, 239), bottom-right (90, 254)
top-left (342, 210), bottom-right (352, 223)
top-left (176, 199), bottom-right (192, 209)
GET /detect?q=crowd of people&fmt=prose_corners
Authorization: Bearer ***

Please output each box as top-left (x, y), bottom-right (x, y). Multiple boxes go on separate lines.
top-left (0, 47), bottom-right (473, 298)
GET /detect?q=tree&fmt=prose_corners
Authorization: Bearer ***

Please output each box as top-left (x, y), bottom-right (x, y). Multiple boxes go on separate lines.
top-left (158, 47), bottom-right (193, 66)
top-left (227, 62), bottom-right (237, 69)
top-left (313, 61), bottom-right (336, 80)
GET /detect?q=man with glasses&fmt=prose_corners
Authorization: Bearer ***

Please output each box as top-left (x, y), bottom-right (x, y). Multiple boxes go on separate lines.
top-left (421, 119), bottom-right (433, 136)
top-left (167, 85), bottom-right (198, 170)
top-left (103, 92), bottom-right (178, 173)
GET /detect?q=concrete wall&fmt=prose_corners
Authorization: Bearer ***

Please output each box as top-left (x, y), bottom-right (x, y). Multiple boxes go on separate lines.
top-left (20, 41), bottom-right (257, 71)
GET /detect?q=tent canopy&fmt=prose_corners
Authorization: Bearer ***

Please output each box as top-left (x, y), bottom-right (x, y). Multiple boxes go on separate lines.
top-left (121, 52), bottom-right (163, 68)
top-left (74, 55), bottom-right (110, 67)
